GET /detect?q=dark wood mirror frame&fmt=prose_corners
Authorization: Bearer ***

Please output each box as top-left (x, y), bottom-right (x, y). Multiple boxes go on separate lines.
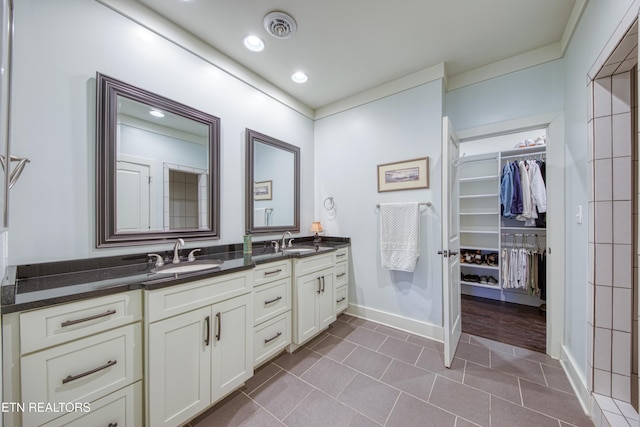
top-left (245, 129), bottom-right (300, 235)
top-left (96, 72), bottom-right (221, 247)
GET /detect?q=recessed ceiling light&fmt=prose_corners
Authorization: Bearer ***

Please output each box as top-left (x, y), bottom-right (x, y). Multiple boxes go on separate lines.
top-left (291, 71), bottom-right (308, 84)
top-left (149, 109), bottom-right (165, 118)
top-left (243, 35), bottom-right (265, 52)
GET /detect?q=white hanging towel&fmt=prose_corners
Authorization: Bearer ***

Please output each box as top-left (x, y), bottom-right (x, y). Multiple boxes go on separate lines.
top-left (379, 202), bottom-right (420, 272)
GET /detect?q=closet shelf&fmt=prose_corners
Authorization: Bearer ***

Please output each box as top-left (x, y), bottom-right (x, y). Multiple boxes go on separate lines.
top-left (460, 194), bottom-right (499, 199)
top-left (460, 211), bottom-right (499, 216)
top-left (501, 226), bottom-right (546, 231)
top-left (460, 263), bottom-right (499, 270)
top-left (460, 175), bottom-right (499, 183)
top-left (461, 281), bottom-right (500, 289)
top-left (460, 229), bottom-right (499, 234)
top-left (460, 246), bottom-right (499, 252)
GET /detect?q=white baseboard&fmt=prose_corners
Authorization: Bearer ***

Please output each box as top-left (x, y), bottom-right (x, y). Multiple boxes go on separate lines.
top-left (560, 344), bottom-right (591, 416)
top-left (345, 303), bottom-right (443, 342)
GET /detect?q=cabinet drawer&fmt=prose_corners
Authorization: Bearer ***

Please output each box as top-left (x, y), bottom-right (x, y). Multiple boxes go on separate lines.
top-left (253, 311), bottom-right (291, 367)
top-left (254, 260), bottom-right (291, 287)
top-left (335, 263), bottom-right (348, 287)
top-left (21, 323), bottom-right (142, 427)
top-left (294, 253), bottom-right (334, 277)
top-left (42, 382), bottom-right (142, 427)
top-left (335, 247), bottom-right (349, 263)
top-left (147, 270), bottom-right (252, 322)
top-left (335, 286), bottom-right (348, 314)
top-left (254, 278), bottom-right (291, 325)
top-left (20, 290), bottom-right (142, 355)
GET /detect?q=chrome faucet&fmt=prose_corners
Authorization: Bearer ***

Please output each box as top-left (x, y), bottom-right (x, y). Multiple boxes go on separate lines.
top-left (172, 238), bottom-right (185, 264)
top-left (281, 231), bottom-right (292, 250)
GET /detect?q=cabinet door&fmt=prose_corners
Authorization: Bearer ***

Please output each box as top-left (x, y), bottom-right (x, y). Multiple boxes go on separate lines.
top-left (211, 293), bottom-right (253, 403)
top-left (318, 268), bottom-right (336, 330)
top-left (148, 307), bottom-right (211, 427)
top-left (294, 273), bottom-right (322, 344)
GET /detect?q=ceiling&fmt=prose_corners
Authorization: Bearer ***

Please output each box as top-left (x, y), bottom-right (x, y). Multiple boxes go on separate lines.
top-left (133, 0), bottom-right (582, 111)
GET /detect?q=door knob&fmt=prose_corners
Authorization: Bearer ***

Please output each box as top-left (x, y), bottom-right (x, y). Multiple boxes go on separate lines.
top-left (448, 251), bottom-right (459, 256)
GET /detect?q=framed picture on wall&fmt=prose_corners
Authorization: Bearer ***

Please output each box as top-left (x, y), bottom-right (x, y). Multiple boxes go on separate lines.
top-left (254, 180), bottom-right (273, 200)
top-left (377, 157), bottom-right (429, 192)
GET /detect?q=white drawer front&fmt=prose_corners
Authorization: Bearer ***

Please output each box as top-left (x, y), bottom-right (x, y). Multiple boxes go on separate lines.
top-left (254, 260), bottom-right (291, 287)
top-left (335, 263), bottom-right (348, 287)
top-left (20, 290), bottom-right (142, 355)
top-left (294, 253), bottom-right (334, 277)
top-left (253, 312), bottom-right (291, 367)
top-left (254, 279), bottom-right (291, 325)
top-left (146, 270), bottom-right (252, 322)
top-left (335, 286), bottom-right (348, 314)
top-left (335, 248), bottom-right (349, 263)
top-left (42, 382), bottom-right (142, 427)
top-left (21, 323), bottom-right (142, 426)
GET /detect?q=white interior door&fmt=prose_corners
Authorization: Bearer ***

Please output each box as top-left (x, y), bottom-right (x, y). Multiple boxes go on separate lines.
top-left (116, 160), bottom-right (150, 232)
top-left (441, 116), bottom-right (462, 368)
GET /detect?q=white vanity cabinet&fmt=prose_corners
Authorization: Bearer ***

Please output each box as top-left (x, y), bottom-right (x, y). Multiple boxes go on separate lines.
top-left (292, 253), bottom-right (336, 346)
top-left (334, 247), bottom-right (349, 314)
top-left (2, 290), bottom-right (143, 427)
top-left (145, 270), bottom-right (253, 427)
top-left (253, 260), bottom-right (292, 367)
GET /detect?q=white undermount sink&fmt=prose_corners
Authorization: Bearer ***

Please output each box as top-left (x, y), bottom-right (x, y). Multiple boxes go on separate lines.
top-left (282, 247), bottom-right (317, 254)
top-left (151, 259), bottom-right (223, 274)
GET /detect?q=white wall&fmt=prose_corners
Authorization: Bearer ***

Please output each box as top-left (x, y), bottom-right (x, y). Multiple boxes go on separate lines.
top-left (446, 60), bottom-right (564, 131)
top-left (315, 81), bottom-right (445, 331)
top-left (8, 0), bottom-right (314, 264)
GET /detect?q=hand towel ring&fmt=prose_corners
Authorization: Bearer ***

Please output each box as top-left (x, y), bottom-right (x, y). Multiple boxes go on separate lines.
top-left (323, 196), bottom-right (335, 211)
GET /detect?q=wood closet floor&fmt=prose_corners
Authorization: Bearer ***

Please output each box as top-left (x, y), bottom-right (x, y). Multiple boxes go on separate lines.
top-left (461, 294), bottom-right (546, 354)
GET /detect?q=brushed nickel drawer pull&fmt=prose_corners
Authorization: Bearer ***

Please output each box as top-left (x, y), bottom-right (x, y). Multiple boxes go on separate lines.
top-left (317, 277), bottom-right (321, 294)
top-left (61, 309), bottom-right (117, 327)
top-left (264, 269), bottom-right (282, 276)
top-left (336, 253), bottom-right (346, 258)
top-left (337, 297), bottom-right (346, 303)
top-left (321, 276), bottom-right (326, 293)
top-left (337, 273), bottom-right (346, 278)
top-left (205, 316), bottom-right (211, 346)
top-left (62, 360), bottom-right (117, 384)
top-left (264, 296), bottom-right (282, 305)
top-left (264, 332), bottom-right (282, 344)
top-left (215, 312), bottom-right (221, 341)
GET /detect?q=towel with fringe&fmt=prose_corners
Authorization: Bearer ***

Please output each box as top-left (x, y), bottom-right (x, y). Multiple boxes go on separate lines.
top-left (379, 202), bottom-right (420, 272)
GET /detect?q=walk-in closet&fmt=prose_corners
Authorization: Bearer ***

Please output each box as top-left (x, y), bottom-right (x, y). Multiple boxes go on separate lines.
top-left (458, 129), bottom-right (549, 353)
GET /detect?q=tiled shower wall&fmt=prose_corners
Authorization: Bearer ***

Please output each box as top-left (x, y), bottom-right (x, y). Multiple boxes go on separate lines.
top-left (589, 69), bottom-right (636, 403)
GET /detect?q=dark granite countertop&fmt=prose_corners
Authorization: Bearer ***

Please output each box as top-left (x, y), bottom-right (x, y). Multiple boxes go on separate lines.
top-left (1, 236), bottom-right (350, 314)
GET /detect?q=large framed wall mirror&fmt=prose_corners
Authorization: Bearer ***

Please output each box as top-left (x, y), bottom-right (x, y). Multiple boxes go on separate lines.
top-left (96, 73), bottom-right (220, 247)
top-left (245, 129), bottom-right (300, 234)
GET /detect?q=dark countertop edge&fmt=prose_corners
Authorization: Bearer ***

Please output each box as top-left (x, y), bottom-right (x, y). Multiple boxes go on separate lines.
top-left (1, 237), bottom-right (350, 314)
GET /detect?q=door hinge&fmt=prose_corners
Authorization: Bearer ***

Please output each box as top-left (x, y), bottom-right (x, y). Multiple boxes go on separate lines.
top-left (437, 250), bottom-right (449, 257)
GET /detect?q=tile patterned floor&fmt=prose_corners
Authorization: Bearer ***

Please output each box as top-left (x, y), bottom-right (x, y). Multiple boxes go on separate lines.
top-left (188, 314), bottom-right (593, 427)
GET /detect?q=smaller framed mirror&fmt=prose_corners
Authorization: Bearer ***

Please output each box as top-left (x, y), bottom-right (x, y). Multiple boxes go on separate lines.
top-left (245, 129), bottom-right (300, 234)
top-left (96, 73), bottom-right (220, 247)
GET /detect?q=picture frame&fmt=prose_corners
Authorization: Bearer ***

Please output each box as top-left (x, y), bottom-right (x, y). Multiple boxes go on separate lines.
top-left (254, 180), bottom-right (272, 200)
top-left (377, 157), bottom-right (429, 192)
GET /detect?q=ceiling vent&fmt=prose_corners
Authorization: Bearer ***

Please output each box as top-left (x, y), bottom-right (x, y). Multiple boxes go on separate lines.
top-left (263, 11), bottom-right (297, 39)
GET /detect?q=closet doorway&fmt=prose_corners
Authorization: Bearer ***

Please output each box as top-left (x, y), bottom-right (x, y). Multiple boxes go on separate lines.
top-left (455, 114), bottom-right (565, 358)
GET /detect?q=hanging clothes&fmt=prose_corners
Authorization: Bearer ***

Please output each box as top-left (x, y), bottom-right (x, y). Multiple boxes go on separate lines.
top-left (500, 163), bottom-right (515, 218)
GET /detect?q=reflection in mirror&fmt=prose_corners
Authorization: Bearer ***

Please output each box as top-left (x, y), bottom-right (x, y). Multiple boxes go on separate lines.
top-left (97, 73), bottom-right (220, 247)
top-left (246, 129), bottom-right (299, 234)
